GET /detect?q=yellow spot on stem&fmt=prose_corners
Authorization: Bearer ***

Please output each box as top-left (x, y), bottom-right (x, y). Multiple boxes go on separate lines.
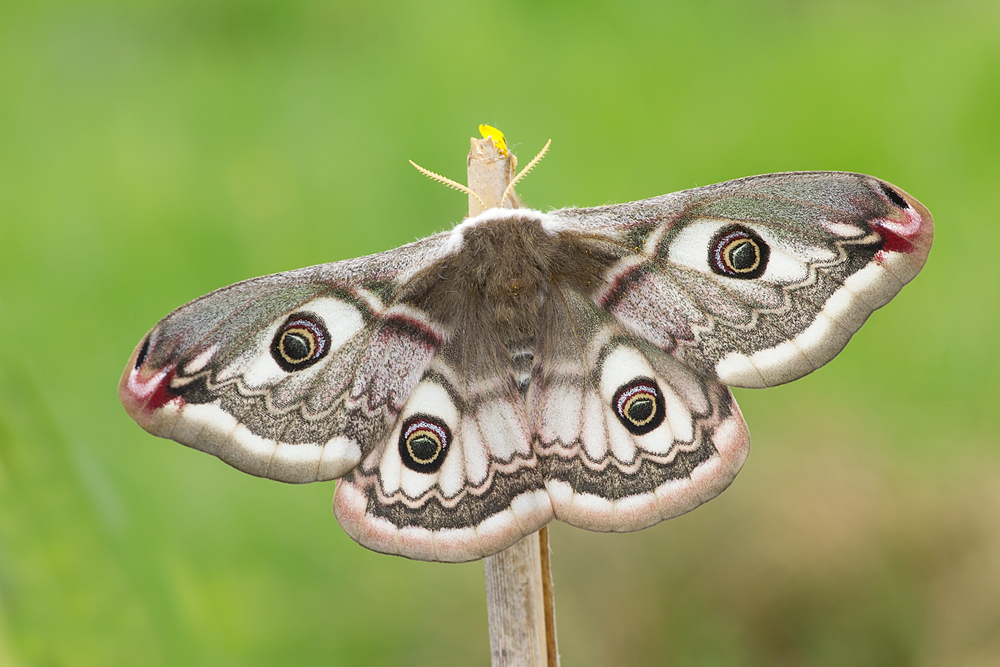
top-left (479, 124), bottom-right (508, 155)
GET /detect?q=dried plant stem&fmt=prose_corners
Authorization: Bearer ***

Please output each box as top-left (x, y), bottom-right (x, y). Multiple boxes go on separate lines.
top-left (484, 528), bottom-right (558, 666)
top-left (467, 134), bottom-right (559, 667)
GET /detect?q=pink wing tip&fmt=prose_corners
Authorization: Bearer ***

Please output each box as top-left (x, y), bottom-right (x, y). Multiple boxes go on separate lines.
top-left (119, 336), bottom-right (183, 427)
top-left (871, 180), bottom-right (934, 263)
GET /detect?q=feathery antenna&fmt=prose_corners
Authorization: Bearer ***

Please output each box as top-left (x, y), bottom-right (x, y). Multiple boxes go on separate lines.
top-left (501, 139), bottom-right (551, 208)
top-left (409, 159), bottom-right (487, 211)
top-left (410, 127), bottom-right (550, 214)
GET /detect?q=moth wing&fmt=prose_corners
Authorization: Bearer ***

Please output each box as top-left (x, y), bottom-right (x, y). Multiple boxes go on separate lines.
top-left (531, 285), bottom-right (750, 532)
top-left (119, 233), bottom-right (456, 484)
top-left (335, 305), bottom-right (552, 562)
top-left (547, 172), bottom-right (933, 387)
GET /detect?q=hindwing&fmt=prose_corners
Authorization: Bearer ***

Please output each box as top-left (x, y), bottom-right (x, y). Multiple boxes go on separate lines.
top-left (530, 282), bottom-right (749, 532)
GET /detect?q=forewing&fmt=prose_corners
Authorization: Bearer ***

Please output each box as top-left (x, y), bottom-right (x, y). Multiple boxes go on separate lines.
top-left (119, 234), bottom-right (455, 484)
top-left (547, 172), bottom-right (933, 387)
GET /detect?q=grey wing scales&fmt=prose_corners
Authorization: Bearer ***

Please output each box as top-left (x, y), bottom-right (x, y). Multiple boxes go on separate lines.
top-left (548, 171), bottom-right (933, 388)
top-left (119, 234), bottom-right (457, 484)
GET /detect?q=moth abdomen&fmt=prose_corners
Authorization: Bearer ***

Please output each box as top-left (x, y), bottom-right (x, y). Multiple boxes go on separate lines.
top-left (413, 214), bottom-right (558, 342)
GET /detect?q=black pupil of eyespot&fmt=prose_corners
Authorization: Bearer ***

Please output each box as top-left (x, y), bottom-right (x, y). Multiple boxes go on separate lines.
top-left (730, 240), bottom-right (757, 270)
top-left (409, 434), bottom-right (439, 462)
top-left (282, 332), bottom-right (311, 361)
top-left (628, 397), bottom-right (654, 422)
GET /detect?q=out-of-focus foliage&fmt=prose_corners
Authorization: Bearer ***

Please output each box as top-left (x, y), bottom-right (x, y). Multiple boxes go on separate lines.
top-left (0, 2), bottom-right (997, 665)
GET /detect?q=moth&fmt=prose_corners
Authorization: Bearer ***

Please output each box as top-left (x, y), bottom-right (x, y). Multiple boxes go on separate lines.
top-left (120, 169), bottom-right (932, 562)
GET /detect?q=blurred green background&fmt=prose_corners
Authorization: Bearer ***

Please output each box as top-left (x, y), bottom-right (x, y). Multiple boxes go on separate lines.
top-left (1, 1), bottom-right (998, 665)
